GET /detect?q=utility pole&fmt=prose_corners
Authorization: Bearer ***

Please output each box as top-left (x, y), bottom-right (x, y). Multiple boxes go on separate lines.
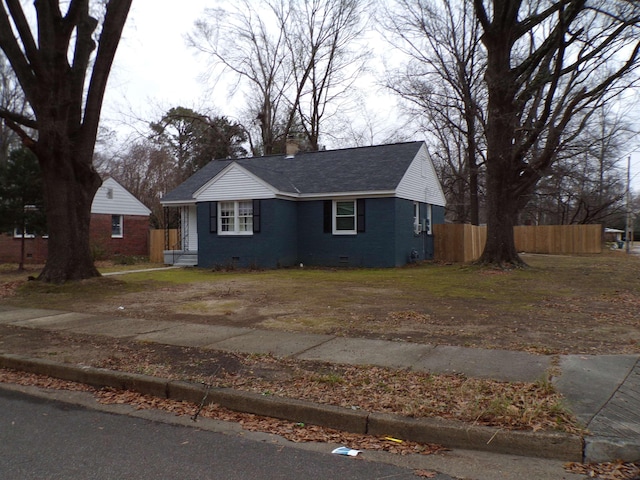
top-left (626, 155), bottom-right (631, 254)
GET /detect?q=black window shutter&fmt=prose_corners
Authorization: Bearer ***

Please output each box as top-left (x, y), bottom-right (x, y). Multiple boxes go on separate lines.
top-left (357, 199), bottom-right (365, 232)
top-left (323, 200), bottom-right (332, 233)
top-left (253, 199), bottom-right (261, 233)
top-left (209, 202), bottom-right (217, 233)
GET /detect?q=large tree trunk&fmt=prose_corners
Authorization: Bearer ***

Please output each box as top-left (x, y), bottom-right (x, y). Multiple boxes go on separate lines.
top-left (479, 163), bottom-right (524, 266)
top-left (38, 142), bottom-right (102, 282)
top-left (477, 9), bottom-right (525, 267)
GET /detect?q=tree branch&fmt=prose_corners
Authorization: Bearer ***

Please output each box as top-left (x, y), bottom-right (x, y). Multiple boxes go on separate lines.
top-left (0, 2), bottom-right (38, 100)
top-left (81, 0), bottom-right (132, 158)
top-left (0, 107), bottom-right (37, 129)
top-left (1, 116), bottom-right (36, 149)
top-left (473, 0), bottom-right (491, 32)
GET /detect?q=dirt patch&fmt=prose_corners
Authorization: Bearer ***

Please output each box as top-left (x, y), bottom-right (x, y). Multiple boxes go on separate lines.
top-left (2, 253), bottom-right (640, 355)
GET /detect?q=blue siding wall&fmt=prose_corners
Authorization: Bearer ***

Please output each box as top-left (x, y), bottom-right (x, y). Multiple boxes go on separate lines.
top-left (196, 198), bottom-right (446, 269)
top-left (297, 198), bottom-right (403, 268)
top-left (426, 204), bottom-right (445, 260)
top-left (196, 199), bottom-right (297, 269)
top-left (432, 204), bottom-right (445, 225)
top-left (394, 199), bottom-right (423, 264)
top-left (393, 199), bottom-right (444, 263)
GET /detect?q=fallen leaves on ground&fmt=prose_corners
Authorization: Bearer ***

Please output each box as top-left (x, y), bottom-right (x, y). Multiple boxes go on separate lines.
top-left (3, 367), bottom-right (636, 479)
top-left (0, 368), bottom-right (94, 392)
top-left (93, 387), bottom-right (446, 455)
top-left (162, 353), bottom-right (581, 434)
top-left (0, 280), bottom-right (22, 298)
top-left (0, 324), bottom-right (580, 435)
top-left (565, 460), bottom-right (640, 479)
top-left (413, 470), bottom-right (438, 478)
top-left (388, 310), bottom-right (432, 324)
top-left (0, 368), bottom-right (443, 456)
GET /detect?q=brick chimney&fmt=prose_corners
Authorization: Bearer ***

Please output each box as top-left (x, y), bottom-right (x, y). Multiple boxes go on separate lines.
top-left (285, 134), bottom-right (299, 157)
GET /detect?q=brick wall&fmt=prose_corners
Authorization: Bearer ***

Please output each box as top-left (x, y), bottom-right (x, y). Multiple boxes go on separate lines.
top-left (89, 214), bottom-right (149, 258)
top-left (0, 234), bottom-right (49, 263)
top-left (0, 214), bottom-right (149, 264)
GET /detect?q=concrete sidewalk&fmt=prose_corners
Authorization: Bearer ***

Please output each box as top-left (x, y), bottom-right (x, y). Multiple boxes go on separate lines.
top-left (0, 305), bottom-right (638, 462)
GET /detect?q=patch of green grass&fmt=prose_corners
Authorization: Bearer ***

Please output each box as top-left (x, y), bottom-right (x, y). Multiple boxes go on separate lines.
top-left (115, 268), bottom-right (226, 283)
top-left (178, 300), bottom-right (242, 314)
top-left (314, 372), bottom-right (345, 385)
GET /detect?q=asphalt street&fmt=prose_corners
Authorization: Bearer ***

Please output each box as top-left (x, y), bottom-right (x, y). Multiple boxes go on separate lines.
top-left (0, 386), bottom-right (453, 480)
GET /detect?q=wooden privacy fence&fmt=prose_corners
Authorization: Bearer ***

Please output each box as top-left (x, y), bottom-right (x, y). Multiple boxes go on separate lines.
top-left (434, 224), bottom-right (603, 263)
top-left (149, 229), bottom-right (178, 263)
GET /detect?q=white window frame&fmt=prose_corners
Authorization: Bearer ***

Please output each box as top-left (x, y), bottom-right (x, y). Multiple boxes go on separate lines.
top-left (413, 202), bottom-right (421, 234)
top-left (333, 200), bottom-right (357, 235)
top-left (13, 227), bottom-right (35, 239)
top-left (218, 200), bottom-right (253, 236)
top-left (426, 204), bottom-right (432, 234)
top-left (111, 215), bottom-right (123, 238)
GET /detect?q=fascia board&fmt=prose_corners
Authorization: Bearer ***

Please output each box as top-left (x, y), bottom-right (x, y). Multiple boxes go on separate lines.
top-left (295, 190), bottom-right (397, 200)
top-left (159, 199), bottom-right (196, 207)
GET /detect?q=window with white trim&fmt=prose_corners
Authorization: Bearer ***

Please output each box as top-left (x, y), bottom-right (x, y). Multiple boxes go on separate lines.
top-left (111, 215), bottom-right (123, 238)
top-left (13, 227), bottom-right (35, 238)
top-left (219, 200), bottom-right (253, 235)
top-left (334, 200), bottom-right (356, 234)
top-left (413, 202), bottom-right (420, 234)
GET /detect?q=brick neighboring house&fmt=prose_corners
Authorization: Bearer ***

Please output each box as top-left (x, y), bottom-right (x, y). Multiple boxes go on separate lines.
top-left (0, 177), bottom-right (151, 264)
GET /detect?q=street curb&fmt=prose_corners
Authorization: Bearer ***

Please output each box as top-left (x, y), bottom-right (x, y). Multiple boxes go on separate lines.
top-left (368, 413), bottom-right (583, 461)
top-left (0, 353), bottom-right (583, 461)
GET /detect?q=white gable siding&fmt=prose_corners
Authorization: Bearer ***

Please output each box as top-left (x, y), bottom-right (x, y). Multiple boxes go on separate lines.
top-left (91, 178), bottom-right (151, 216)
top-left (195, 164), bottom-right (276, 201)
top-left (395, 146), bottom-right (446, 206)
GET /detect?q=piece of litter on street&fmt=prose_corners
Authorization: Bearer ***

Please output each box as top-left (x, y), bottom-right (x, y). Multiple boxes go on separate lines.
top-left (384, 436), bottom-right (403, 443)
top-left (331, 446), bottom-right (361, 457)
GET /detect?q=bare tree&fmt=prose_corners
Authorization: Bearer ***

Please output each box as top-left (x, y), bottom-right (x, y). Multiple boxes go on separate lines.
top-left (189, 1), bottom-right (290, 155)
top-left (330, 94), bottom-right (412, 148)
top-left (473, 0), bottom-right (640, 266)
top-left (104, 139), bottom-right (175, 228)
top-left (521, 104), bottom-right (632, 225)
top-left (0, 54), bottom-right (26, 164)
top-left (279, 0), bottom-right (371, 151)
top-left (383, 0), bottom-right (486, 224)
top-left (0, 0), bottom-right (132, 282)
top-left (189, 0), bottom-right (370, 155)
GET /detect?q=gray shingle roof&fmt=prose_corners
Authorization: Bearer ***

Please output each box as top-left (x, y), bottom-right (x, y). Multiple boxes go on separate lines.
top-left (161, 141), bottom-right (424, 203)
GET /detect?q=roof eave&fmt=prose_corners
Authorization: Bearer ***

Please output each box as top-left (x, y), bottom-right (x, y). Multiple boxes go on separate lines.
top-left (295, 190), bottom-right (397, 200)
top-left (160, 199), bottom-right (196, 206)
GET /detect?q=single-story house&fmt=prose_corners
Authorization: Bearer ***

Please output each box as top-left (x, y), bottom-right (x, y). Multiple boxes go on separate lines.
top-left (160, 141), bottom-right (446, 269)
top-left (0, 177), bottom-right (151, 264)
top-left (89, 177), bottom-right (152, 259)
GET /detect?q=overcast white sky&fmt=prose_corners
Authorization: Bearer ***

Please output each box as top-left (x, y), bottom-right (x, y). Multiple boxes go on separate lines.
top-left (103, 0), bottom-right (214, 131)
top-left (102, 1), bottom-right (640, 191)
